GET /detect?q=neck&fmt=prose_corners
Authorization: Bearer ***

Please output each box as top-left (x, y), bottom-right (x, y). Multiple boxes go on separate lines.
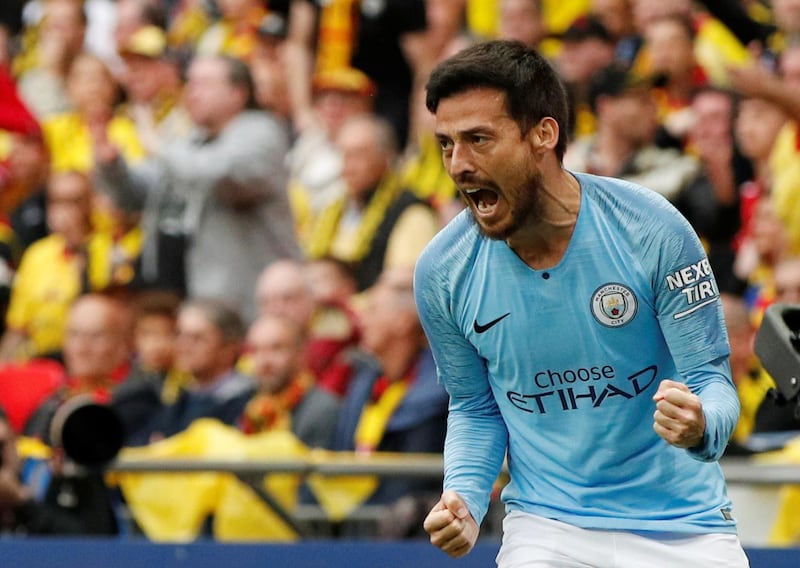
top-left (506, 168), bottom-right (581, 269)
top-left (204, 111), bottom-right (240, 138)
top-left (193, 365), bottom-right (231, 388)
top-left (377, 341), bottom-right (419, 382)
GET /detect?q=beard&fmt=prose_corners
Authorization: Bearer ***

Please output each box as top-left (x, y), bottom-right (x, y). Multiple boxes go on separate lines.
top-left (466, 171), bottom-right (545, 241)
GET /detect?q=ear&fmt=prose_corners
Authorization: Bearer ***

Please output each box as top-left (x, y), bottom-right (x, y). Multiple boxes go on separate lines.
top-left (528, 117), bottom-right (560, 154)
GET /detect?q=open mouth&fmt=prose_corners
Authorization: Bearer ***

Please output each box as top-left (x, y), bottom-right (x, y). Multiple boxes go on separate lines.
top-left (463, 188), bottom-right (499, 214)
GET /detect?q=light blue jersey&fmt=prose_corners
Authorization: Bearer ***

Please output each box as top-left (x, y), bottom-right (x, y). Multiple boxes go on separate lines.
top-left (414, 172), bottom-right (740, 535)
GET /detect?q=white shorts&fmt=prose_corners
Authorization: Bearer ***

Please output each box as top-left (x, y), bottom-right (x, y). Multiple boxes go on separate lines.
top-left (496, 511), bottom-right (750, 568)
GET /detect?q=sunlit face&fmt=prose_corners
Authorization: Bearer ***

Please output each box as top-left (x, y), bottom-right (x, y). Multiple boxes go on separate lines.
top-left (64, 298), bottom-right (129, 384)
top-left (184, 58), bottom-right (245, 131)
top-left (336, 119), bottom-right (391, 199)
top-left (134, 314), bottom-right (176, 373)
top-left (735, 98), bottom-right (787, 162)
top-left (601, 88), bottom-right (658, 147)
top-left (644, 18), bottom-right (694, 79)
top-left (46, 172), bottom-right (93, 246)
top-left (434, 88), bottom-right (544, 240)
top-left (66, 55), bottom-right (118, 116)
top-left (255, 262), bottom-right (315, 326)
top-left (121, 55), bottom-right (164, 103)
top-left (690, 91), bottom-right (732, 154)
top-left (247, 317), bottom-right (304, 393)
top-left (774, 260), bottom-right (800, 304)
top-left (499, 0), bottom-right (545, 47)
top-left (174, 307), bottom-right (227, 381)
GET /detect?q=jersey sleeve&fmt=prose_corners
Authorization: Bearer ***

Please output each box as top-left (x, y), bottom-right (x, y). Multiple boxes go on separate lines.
top-left (685, 356), bottom-right (740, 462)
top-left (413, 243), bottom-right (508, 524)
top-left (643, 207), bottom-right (739, 461)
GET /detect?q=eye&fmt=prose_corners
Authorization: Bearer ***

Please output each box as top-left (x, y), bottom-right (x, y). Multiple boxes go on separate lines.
top-left (436, 136), bottom-right (453, 152)
top-left (470, 134), bottom-right (490, 146)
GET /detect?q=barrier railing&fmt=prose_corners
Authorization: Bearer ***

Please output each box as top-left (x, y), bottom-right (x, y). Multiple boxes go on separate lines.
top-left (106, 453), bottom-right (800, 543)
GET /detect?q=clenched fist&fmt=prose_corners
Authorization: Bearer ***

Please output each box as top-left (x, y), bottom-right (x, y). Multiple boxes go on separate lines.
top-left (423, 490), bottom-right (480, 558)
top-left (653, 379), bottom-right (706, 449)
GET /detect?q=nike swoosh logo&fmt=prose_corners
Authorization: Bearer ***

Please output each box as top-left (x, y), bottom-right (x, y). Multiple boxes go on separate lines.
top-left (473, 312), bottom-right (510, 334)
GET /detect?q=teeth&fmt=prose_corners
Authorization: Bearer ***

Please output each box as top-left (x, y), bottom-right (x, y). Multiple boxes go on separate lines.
top-left (464, 188), bottom-right (482, 194)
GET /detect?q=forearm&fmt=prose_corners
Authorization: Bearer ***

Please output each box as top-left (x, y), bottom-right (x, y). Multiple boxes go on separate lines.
top-left (443, 400), bottom-right (508, 525)
top-left (686, 357), bottom-right (740, 462)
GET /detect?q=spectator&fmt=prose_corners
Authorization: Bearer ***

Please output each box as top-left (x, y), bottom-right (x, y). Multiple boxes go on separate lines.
top-left (285, 0), bottom-right (428, 147)
top-left (42, 52), bottom-right (146, 174)
top-left (287, 67), bottom-right (376, 248)
top-left (551, 15), bottom-right (618, 139)
top-left (254, 259), bottom-right (359, 398)
top-left (0, 172), bottom-right (111, 362)
top-left (15, 0), bottom-right (87, 119)
top-left (628, 0), bottom-right (751, 88)
top-left (330, 266), bottom-right (449, 505)
top-left (677, 87), bottom-right (746, 294)
top-left (112, 0), bottom-right (168, 64)
top-left (497, 0), bottom-right (547, 50)
top-left (720, 292), bottom-right (772, 449)
top-left (564, 63), bottom-right (700, 202)
top-left (6, 131), bottom-right (50, 252)
top-left (195, 0), bottom-right (287, 61)
top-left (23, 293), bottom-right (133, 441)
top-left (131, 298), bottom-right (255, 445)
top-left (739, 197), bottom-right (791, 326)
top-left (729, 43), bottom-right (800, 261)
top-left (240, 313), bottom-right (340, 448)
top-left (305, 113), bottom-right (439, 291)
top-left (111, 289), bottom-right (184, 445)
top-left (117, 25), bottom-right (193, 155)
top-left (305, 256), bottom-right (358, 310)
top-left (250, 15), bottom-right (293, 122)
top-left (643, 13), bottom-right (709, 149)
top-left (590, 0), bottom-right (638, 66)
top-left (93, 54), bottom-right (301, 320)
top-left (732, 95), bottom-right (788, 281)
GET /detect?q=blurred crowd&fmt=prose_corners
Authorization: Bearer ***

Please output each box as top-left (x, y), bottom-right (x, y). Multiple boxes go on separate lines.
top-left (0, 0), bottom-right (798, 543)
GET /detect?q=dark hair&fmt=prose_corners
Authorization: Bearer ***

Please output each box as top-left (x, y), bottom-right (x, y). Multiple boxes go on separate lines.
top-left (425, 40), bottom-right (570, 161)
top-left (133, 289), bottom-right (183, 323)
top-left (181, 298), bottom-right (245, 343)
top-left (222, 55), bottom-right (259, 110)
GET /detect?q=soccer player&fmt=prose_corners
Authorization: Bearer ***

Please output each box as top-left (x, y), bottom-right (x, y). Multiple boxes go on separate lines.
top-left (414, 40), bottom-right (749, 567)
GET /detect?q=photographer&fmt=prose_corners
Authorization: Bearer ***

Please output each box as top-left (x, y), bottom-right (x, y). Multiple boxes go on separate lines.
top-left (0, 405), bottom-right (118, 535)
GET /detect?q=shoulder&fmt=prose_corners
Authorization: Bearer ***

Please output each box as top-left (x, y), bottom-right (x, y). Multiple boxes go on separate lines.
top-left (576, 171), bottom-right (693, 235)
top-left (416, 211), bottom-right (476, 276)
top-left (227, 110), bottom-right (290, 139)
top-left (414, 211), bottom-right (478, 303)
top-left (215, 373), bottom-right (256, 402)
top-left (20, 235), bottom-right (63, 259)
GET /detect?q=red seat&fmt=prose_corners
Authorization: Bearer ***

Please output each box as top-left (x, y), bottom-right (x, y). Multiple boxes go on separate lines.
top-left (0, 359), bottom-right (65, 433)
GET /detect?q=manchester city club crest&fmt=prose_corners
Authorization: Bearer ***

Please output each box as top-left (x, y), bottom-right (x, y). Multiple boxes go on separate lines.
top-left (591, 283), bottom-right (638, 327)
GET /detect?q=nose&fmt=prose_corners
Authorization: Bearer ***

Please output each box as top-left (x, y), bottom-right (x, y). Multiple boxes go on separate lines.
top-left (447, 142), bottom-right (475, 180)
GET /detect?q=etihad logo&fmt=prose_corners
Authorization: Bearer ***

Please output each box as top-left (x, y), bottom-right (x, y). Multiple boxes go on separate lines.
top-left (665, 259), bottom-right (719, 319)
top-left (591, 283), bottom-right (637, 327)
top-left (507, 365), bottom-right (657, 414)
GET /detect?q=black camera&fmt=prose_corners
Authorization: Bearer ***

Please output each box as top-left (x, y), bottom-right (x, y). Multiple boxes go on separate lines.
top-left (754, 303), bottom-right (800, 417)
top-left (49, 395), bottom-right (125, 469)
